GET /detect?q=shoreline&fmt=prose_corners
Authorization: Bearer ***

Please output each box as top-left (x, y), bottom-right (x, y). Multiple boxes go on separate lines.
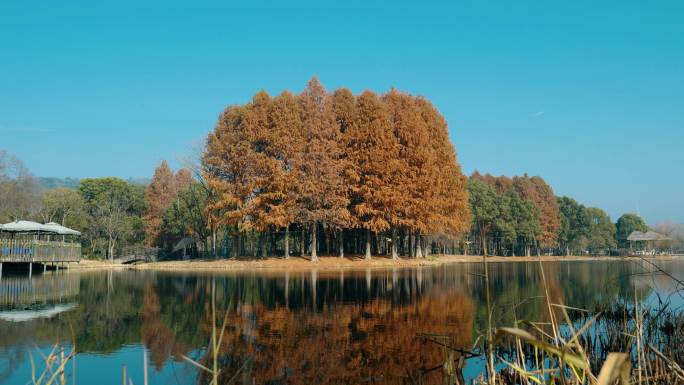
top-left (66, 254), bottom-right (684, 273)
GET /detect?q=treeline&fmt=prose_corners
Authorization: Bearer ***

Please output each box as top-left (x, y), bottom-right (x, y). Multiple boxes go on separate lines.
top-left (466, 172), bottom-right (674, 256)
top-left (1, 155), bottom-right (679, 260)
top-left (202, 77), bottom-right (470, 260)
top-left (0, 149), bottom-right (208, 259)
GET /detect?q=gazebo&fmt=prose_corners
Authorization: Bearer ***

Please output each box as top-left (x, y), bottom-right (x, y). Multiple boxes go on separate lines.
top-left (626, 230), bottom-right (670, 255)
top-left (172, 237), bottom-right (195, 260)
top-left (0, 220), bottom-right (82, 276)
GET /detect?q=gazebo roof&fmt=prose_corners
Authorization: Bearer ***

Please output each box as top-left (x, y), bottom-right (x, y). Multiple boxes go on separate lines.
top-left (0, 220), bottom-right (81, 235)
top-left (627, 230), bottom-right (669, 242)
top-left (0, 220), bottom-right (44, 232)
top-left (41, 222), bottom-right (81, 236)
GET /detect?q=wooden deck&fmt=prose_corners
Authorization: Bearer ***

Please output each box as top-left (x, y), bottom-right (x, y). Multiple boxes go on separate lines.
top-left (0, 239), bottom-right (81, 263)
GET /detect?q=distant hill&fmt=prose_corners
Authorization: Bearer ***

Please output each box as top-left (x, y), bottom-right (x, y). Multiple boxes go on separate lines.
top-left (36, 177), bottom-right (80, 190)
top-left (36, 176), bottom-right (150, 191)
top-left (126, 177), bottom-right (150, 186)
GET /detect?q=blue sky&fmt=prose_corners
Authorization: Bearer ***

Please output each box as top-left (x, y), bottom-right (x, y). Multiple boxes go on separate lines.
top-left (1, 0), bottom-right (682, 224)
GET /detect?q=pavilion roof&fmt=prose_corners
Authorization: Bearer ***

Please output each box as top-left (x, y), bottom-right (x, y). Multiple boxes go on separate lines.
top-left (0, 220), bottom-right (43, 232)
top-left (627, 230), bottom-right (669, 242)
top-left (0, 220), bottom-right (81, 235)
top-left (40, 222), bottom-right (81, 236)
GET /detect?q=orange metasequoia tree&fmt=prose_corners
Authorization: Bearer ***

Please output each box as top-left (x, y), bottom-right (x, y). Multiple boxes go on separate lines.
top-left (414, 96), bottom-right (471, 257)
top-left (267, 91), bottom-right (304, 259)
top-left (144, 160), bottom-right (194, 247)
top-left (345, 90), bottom-right (401, 260)
top-left (202, 77), bottom-right (470, 260)
top-left (512, 174), bottom-right (560, 252)
top-left (203, 104), bottom-right (254, 257)
top-left (331, 87), bottom-right (357, 258)
top-left (295, 78), bottom-right (351, 261)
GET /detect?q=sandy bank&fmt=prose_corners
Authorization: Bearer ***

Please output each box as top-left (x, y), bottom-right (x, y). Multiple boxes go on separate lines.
top-left (66, 259), bottom-right (129, 270)
top-left (122, 254), bottom-right (683, 273)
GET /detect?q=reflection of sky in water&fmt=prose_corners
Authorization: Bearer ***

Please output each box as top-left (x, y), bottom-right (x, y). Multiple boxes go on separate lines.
top-left (0, 259), bottom-right (682, 384)
top-left (8, 345), bottom-right (199, 385)
top-left (632, 260), bottom-right (684, 309)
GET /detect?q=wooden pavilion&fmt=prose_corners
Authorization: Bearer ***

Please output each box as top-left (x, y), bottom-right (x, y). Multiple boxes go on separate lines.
top-left (0, 220), bottom-right (81, 277)
top-left (627, 230), bottom-right (670, 255)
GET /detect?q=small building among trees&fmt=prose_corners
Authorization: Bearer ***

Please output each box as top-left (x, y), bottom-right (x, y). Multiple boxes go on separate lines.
top-left (626, 230), bottom-right (670, 255)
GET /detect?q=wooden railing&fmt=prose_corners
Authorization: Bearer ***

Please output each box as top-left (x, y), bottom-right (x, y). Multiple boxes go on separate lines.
top-left (0, 239), bottom-right (81, 263)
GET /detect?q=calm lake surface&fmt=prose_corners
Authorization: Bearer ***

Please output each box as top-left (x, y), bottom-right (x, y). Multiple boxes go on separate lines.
top-left (1, 259), bottom-right (683, 384)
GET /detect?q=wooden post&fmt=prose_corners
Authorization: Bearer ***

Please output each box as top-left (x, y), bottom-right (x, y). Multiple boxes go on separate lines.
top-left (29, 262), bottom-right (32, 279)
top-left (122, 365), bottom-right (127, 385)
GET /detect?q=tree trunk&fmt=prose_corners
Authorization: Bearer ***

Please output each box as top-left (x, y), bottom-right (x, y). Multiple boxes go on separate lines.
top-left (325, 228), bottom-right (330, 255)
top-left (415, 233), bottom-right (423, 258)
top-left (284, 225), bottom-right (290, 259)
top-left (481, 226), bottom-right (488, 256)
top-left (339, 230), bottom-right (344, 258)
top-left (373, 233), bottom-right (379, 256)
top-left (212, 228), bottom-right (217, 259)
top-left (211, 228), bottom-right (216, 259)
top-left (108, 238), bottom-right (115, 260)
top-left (257, 234), bottom-right (263, 259)
top-left (399, 229), bottom-right (405, 256)
top-left (408, 231), bottom-right (414, 258)
top-left (270, 229), bottom-right (276, 257)
top-left (365, 228), bottom-right (372, 260)
top-left (391, 227), bottom-right (398, 260)
top-left (311, 222), bottom-right (318, 262)
top-left (263, 233), bottom-right (269, 258)
top-left (227, 232), bottom-right (232, 258)
top-left (233, 232), bottom-right (241, 258)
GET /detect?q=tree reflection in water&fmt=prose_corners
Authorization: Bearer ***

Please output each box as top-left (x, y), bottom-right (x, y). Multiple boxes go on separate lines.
top-left (192, 287), bottom-right (474, 384)
top-left (0, 260), bottom-right (662, 384)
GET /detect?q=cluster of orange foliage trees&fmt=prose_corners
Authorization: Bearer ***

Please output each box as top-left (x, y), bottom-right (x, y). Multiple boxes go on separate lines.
top-left (143, 160), bottom-right (193, 247)
top-left (202, 78), bottom-right (470, 260)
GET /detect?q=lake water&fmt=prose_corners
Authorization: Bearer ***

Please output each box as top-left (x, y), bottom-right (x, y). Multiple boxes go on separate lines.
top-left (0, 259), bottom-right (682, 385)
